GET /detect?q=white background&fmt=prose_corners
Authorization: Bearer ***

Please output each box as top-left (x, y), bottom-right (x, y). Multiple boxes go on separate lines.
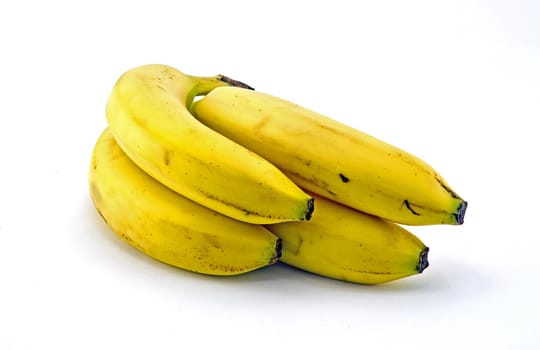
top-left (1, 0), bottom-right (539, 349)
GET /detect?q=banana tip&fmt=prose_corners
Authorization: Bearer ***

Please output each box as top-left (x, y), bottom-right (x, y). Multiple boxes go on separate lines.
top-left (304, 197), bottom-right (315, 221)
top-left (270, 238), bottom-right (283, 264)
top-left (455, 200), bottom-right (468, 225)
top-left (417, 247), bottom-right (429, 273)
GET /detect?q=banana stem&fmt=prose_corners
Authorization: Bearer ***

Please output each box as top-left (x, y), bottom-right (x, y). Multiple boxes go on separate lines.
top-left (217, 75), bottom-right (254, 90)
top-left (186, 75), bottom-right (253, 113)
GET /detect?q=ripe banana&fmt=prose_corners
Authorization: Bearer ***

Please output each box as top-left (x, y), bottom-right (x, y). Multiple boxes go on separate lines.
top-left (89, 128), bottom-right (282, 276)
top-left (193, 86), bottom-right (467, 226)
top-left (105, 64), bottom-right (313, 224)
top-left (267, 193), bottom-right (429, 284)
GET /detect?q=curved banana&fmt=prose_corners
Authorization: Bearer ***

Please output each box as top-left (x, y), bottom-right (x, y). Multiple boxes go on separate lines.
top-left (105, 64), bottom-right (313, 224)
top-left (89, 128), bottom-right (282, 276)
top-left (266, 193), bottom-right (429, 284)
top-left (193, 86), bottom-right (467, 226)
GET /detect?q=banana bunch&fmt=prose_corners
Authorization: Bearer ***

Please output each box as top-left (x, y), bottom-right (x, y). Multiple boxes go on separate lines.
top-left (89, 63), bottom-right (467, 284)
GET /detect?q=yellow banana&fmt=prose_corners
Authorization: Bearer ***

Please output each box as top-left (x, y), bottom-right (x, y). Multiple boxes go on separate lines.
top-left (105, 64), bottom-right (313, 224)
top-left (193, 86), bottom-right (467, 226)
top-left (89, 128), bottom-right (282, 276)
top-left (267, 193), bottom-right (429, 284)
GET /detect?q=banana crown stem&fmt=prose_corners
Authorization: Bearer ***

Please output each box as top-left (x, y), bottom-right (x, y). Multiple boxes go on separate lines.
top-left (186, 74), bottom-right (253, 112)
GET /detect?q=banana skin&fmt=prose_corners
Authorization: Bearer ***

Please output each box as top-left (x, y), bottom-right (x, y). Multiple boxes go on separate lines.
top-left (193, 86), bottom-right (467, 226)
top-left (89, 128), bottom-right (282, 276)
top-left (267, 193), bottom-right (429, 284)
top-left (105, 64), bottom-right (313, 224)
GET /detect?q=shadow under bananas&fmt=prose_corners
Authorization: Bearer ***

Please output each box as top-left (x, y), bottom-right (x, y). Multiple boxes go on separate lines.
top-left (77, 193), bottom-right (490, 310)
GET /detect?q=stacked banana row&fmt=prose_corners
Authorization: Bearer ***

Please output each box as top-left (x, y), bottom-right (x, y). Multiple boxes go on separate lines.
top-left (89, 64), bottom-right (467, 284)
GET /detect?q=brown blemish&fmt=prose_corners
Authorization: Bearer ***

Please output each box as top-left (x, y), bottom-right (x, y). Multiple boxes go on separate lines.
top-left (253, 115), bottom-right (271, 135)
top-left (403, 200), bottom-right (421, 216)
top-left (203, 234), bottom-right (221, 250)
top-left (197, 189), bottom-right (288, 221)
top-left (435, 175), bottom-right (461, 200)
top-left (95, 207), bottom-right (108, 225)
top-left (163, 150), bottom-right (171, 166)
top-left (339, 173), bottom-right (349, 183)
top-left (286, 171), bottom-right (334, 197)
top-left (293, 237), bottom-right (304, 256)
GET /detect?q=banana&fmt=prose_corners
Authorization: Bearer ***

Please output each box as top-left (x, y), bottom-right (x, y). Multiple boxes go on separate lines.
top-left (89, 128), bottom-right (282, 276)
top-left (193, 86), bottom-right (467, 226)
top-left (267, 193), bottom-right (429, 284)
top-left (105, 64), bottom-right (313, 224)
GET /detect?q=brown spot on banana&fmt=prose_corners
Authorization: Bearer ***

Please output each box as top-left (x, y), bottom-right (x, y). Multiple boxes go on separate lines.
top-left (95, 207), bottom-right (108, 225)
top-left (293, 237), bottom-right (304, 256)
top-left (253, 115), bottom-right (271, 135)
top-left (403, 199), bottom-right (421, 216)
top-left (435, 175), bottom-right (460, 199)
top-left (339, 173), bottom-right (349, 183)
top-left (163, 150), bottom-right (171, 166)
top-left (197, 188), bottom-right (302, 221)
top-left (203, 234), bottom-right (221, 250)
top-left (207, 263), bottom-right (260, 274)
top-left (286, 170), bottom-right (336, 197)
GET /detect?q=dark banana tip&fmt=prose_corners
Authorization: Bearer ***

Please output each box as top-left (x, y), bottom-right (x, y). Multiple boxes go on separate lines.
top-left (270, 238), bottom-right (283, 264)
top-left (417, 247), bottom-right (430, 273)
top-left (304, 197), bottom-right (315, 221)
top-left (454, 200), bottom-right (468, 225)
top-left (218, 75), bottom-right (254, 90)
